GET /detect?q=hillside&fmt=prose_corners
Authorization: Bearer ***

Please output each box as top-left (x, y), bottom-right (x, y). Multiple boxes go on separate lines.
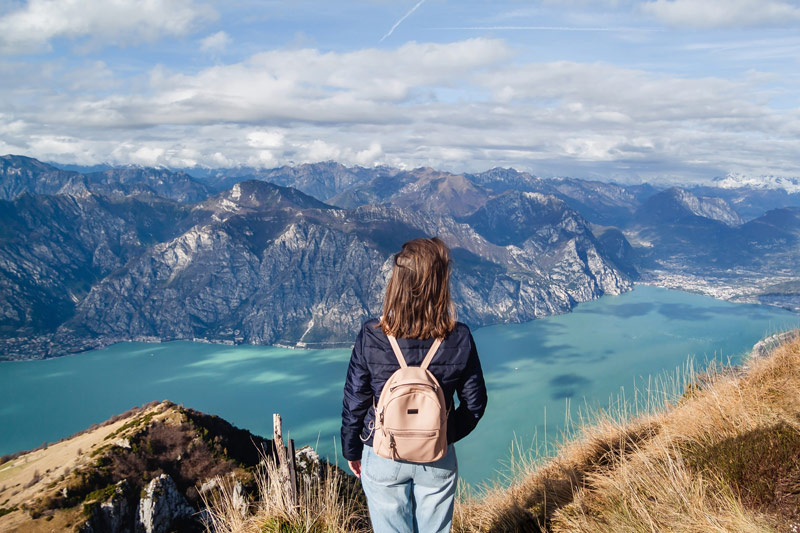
top-left (0, 401), bottom-right (278, 533)
top-left (454, 330), bottom-right (800, 532)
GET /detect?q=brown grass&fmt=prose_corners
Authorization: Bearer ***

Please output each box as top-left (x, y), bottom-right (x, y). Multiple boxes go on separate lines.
top-left (202, 447), bottom-right (369, 533)
top-left (454, 330), bottom-right (800, 533)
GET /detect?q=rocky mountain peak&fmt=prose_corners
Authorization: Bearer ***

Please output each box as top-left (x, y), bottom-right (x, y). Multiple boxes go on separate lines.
top-left (1, 154), bottom-right (87, 200)
top-left (641, 187), bottom-right (743, 226)
top-left (1, 155), bottom-right (212, 203)
top-left (328, 167), bottom-right (491, 217)
top-left (464, 190), bottom-right (584, 246)
top-left (205, 180), bottom-right (331, 213)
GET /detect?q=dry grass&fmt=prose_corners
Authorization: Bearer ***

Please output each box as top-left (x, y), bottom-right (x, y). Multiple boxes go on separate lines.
top-left (202, 448), bottom-right (369, 533)
top-left (454, 330), bottom-right (800, 533)
top-left (0, 402), bottom-right (164, 532)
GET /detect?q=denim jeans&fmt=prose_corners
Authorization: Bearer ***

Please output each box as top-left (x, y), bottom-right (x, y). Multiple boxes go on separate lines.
top-left (360, 444), bottom-right (458, 533)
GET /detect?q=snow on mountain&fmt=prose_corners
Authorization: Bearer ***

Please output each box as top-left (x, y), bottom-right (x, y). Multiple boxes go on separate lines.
top-left (713, 173), bottom-right (800, 194)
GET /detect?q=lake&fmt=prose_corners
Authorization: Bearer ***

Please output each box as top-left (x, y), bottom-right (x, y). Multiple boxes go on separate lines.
top-left (1, 285), bottom-right (797, 486)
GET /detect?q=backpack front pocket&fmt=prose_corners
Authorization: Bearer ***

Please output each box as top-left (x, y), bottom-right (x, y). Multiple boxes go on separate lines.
top-left (386, 428), bottom-right (446, 462)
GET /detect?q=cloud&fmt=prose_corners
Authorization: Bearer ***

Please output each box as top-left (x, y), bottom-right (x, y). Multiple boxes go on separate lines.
top-left (200, 30), bottom-right (231, 52)
top-left (59, 38), bottom-right (513, 128)
top-left (1, 38), bottom-right (799, 179)
top-left (643, 0), bottom-right (800, 28)
top-left (247, 130), bottom-right (285, 149)
top-left (0, 0), bottom-right (216, 54)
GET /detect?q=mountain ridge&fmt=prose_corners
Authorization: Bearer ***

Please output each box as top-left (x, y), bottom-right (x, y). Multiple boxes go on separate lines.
top-left (0, 159), bottom-right (632, 359)
top-left (4, 154), bottom-right (800, 359)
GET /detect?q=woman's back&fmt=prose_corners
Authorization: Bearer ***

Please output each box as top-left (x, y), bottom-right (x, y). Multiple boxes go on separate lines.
top-left (341, 318), bottom-right (485, 461)
top-left (340, 237), bottom-right (487, 533)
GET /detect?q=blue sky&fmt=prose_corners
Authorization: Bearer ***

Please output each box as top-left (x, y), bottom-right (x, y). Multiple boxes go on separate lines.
top-left (1, 0), bottom-right (800, 182)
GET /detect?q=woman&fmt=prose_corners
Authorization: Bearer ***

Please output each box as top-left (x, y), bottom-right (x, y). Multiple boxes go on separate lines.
top-left (341, 237), bottom-right (488, 533)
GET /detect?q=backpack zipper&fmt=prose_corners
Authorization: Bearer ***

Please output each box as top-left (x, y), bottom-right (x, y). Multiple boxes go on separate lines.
top-left (389, 382), bottom-right (438, 392)
top-left (389, 430), bottom-right (437, 438)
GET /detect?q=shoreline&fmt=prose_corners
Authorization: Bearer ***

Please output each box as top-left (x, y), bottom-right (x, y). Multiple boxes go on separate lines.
top-left (3, 283), bottom-right (798, 363)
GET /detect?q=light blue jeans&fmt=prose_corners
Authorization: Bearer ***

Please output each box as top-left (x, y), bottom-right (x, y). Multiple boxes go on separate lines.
top-left (360, 444), bottom-right (458, 533)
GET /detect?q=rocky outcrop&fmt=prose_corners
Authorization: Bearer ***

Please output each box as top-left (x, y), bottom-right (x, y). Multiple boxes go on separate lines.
top-left (83, 475), bottom-right (199, 533)
top-left (747, 330), bottom-right (799, 363)
top-left (83, 480), bottom-right (135, 533)
top-left (295, 445), bottom-right (321, 484)
top-left (199, 475), bottom-right (249, 520)
top-left (136, 474), bottom-right (196, 533)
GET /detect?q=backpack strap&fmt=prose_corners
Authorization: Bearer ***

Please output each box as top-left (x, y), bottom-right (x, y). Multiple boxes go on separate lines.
top-left (420, 338), bottom-right (443, 371)
top-left (386, 335), bottom-right (443, 370)
top-left (386, 335), bottom-right (408, 368)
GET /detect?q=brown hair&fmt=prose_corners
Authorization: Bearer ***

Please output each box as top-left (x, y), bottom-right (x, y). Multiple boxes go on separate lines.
top-left (378, 237), bottom-right (456, 340)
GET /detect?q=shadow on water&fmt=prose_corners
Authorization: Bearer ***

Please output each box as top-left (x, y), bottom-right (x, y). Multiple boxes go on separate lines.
top-left (549, 373), bottom-right (592, 400)
top-left (473, 319), bottom-right (587, 373)
top-left (657, 302), bottom-right (733, 321)
top-left (574, 301), bottom-right (656, 318)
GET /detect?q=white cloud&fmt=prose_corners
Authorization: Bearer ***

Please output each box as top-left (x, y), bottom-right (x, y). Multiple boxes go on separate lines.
top-left (247, 131), bottom-right (285, 149)
top-left (0, 0), bottom-right (216, 54)
top-left (46, 38), bottom-right (511, 128)
top-left (130, 146), bottom-right (166, 166)
top-left (355, 142), bottom-right (384, 166)
top-left (305, 140), bottom-right (341, 162)
top-left (643, 0), bottom-right (800, 28)
top-left (200, 30), bottom-right (231, 52)
top-left (1, 38), bottom-right (799, 179)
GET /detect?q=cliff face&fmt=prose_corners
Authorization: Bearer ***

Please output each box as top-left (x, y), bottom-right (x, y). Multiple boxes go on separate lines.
top-left (0, 156), bottom-right (639, 359)
top-left (0, 175), bottom-right (631, 358)
top-left (57, 182), bottom-right (630, 353)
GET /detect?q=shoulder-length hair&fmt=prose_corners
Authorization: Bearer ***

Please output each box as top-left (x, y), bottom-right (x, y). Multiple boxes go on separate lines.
top-left (378, 237), bottom-right (456, 340)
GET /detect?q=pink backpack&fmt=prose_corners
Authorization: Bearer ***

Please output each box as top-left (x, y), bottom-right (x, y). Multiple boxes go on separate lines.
top-left (372, 335), bottom-right (449, 463)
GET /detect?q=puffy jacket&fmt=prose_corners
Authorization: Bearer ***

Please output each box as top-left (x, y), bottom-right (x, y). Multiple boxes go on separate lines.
top-left (341, 318), bottom-right (487, 461)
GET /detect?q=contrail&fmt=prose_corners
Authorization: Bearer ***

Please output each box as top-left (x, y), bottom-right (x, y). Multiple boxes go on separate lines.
top-left (380, 0), bottom-right (427, 42)
top-left (431, 25), bottom-right (658, 33)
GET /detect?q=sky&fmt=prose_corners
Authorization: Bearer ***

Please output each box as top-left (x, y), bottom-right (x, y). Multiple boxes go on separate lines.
top-left (1, 0), bottom-right (800, 182)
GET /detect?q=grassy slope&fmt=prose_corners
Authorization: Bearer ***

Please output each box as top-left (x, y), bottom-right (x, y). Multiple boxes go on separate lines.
top-left (0, 400), bottom-right (272, 532)
top-left (0, 408), bottom-right (139, 532)
top-left (455, 331), bottom-right (800, 533)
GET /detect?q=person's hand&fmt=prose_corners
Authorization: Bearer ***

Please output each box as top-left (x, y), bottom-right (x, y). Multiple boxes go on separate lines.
top-left (348, 459), bottom-right (361, 478)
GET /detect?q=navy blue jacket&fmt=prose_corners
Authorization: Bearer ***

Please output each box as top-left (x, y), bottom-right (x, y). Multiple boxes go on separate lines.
top-left (341, 319), bottom-right (487, 461)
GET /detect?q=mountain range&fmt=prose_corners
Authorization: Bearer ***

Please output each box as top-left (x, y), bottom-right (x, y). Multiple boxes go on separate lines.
top-left (2, 154), bottom-right (799, 359)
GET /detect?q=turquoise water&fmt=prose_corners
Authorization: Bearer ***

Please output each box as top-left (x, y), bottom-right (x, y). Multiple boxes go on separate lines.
top-left (1, 285), bottom-right (797, 486)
